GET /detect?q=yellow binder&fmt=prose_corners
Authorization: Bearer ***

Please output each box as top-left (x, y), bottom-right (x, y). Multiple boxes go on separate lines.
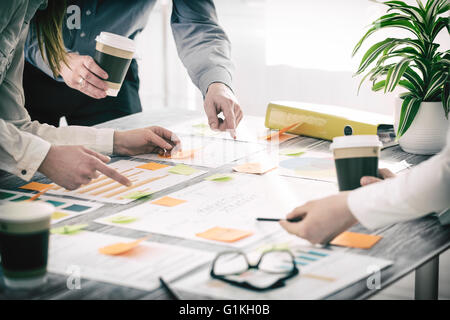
top-left (265, 101), bottom-right (393, 141)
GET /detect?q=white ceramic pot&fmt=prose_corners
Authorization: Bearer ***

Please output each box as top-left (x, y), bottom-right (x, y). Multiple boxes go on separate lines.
top-left (394, 97), bottom-right (449, 155)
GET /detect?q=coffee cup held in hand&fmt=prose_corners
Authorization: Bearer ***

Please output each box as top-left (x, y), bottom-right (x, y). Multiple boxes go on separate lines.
top-left (0, 202), bottom-right (54, 289)
top-left (330, 135), bottom-right (382, 191)
top-left (94, 32), bottom-right (136, 97)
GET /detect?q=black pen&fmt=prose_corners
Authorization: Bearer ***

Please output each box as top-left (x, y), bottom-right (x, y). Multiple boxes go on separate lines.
top-left (159, 277), bottom-right (181, 300)
top-left (256, 217), bottom-right (303, 223)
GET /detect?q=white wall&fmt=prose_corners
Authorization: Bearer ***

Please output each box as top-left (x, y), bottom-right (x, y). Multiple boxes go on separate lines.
top-left (135, 0), bottom-right (450, 117)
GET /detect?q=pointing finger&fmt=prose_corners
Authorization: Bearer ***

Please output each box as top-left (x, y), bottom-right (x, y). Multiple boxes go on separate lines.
top-left (94, 160), bottom-right (131, 186)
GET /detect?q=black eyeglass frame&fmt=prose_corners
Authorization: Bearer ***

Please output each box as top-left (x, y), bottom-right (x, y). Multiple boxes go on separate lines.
top-left (210, 249), bottom-right (299, 292)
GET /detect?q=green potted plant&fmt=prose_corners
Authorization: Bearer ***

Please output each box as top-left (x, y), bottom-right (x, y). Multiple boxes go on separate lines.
top-left (353, 0), bottom-right (449, 154)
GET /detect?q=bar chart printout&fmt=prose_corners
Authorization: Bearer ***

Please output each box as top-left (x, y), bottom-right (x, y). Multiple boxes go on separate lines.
top-left (46, 160), bottom-right (206, 204)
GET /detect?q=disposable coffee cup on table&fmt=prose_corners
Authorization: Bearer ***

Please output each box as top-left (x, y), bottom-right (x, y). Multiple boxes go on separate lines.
top-left (0, 202), bottom-right (54, 289)
top-left (94, 32), bottom-right (136, 97)
top-left (330, 135), bottom-right (382, 191)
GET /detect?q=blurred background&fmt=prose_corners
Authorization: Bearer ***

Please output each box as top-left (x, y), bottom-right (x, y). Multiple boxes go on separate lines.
top-left (135, 0), bottom-right (450, 117)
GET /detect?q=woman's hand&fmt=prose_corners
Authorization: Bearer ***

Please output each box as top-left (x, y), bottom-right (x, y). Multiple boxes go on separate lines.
top-left (279, 192), bottom-right (357, 244)
top-left (38, 145), bottom-right (131, 190)
top-left (59, 52), bottom-right (109, 99)
top-left (361, 168), bottom-right (396, 185)
top-left (279, 168), bottom-right (396, 244)
top-left (113, 126), bottom-right (181, 156)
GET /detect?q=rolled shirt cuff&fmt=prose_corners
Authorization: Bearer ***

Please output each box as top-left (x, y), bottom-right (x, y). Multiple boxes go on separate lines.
top-left (15, 135), bottom-right (51, 181)
top-left (198, 66), bottom-right (233, 97)
top-left (93, 128), bottom-right (115, 155)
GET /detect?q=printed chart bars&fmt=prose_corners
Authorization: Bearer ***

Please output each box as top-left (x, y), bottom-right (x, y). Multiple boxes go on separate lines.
top-left (0, 189), bottom-right (104, 224)
top-left (95, 173), bottom-right (339, 247)
top-left (46, 160), bottom-right (206, 204)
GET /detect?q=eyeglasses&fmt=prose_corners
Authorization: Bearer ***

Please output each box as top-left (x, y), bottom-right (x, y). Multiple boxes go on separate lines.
top-left (210, 249), bottom-right (299, 291)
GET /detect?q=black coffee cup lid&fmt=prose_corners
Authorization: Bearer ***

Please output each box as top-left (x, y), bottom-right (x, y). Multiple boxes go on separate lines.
top-left (330, 135), bottom-right (382, 150)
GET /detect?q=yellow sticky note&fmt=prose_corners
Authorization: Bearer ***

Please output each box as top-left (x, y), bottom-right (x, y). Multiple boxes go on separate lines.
top-left (136, 162), bottom-right (169, 171)
top-left (98, 236), bottom-right (150, 256)
top-left (196, 227), bottom-right (253, 243)
top-left (151, 196), bottom-right (187, 207)
top-left (51, 211), bottom-right (69, 220)
top-left (232, 162), bottom-right (277, 175)
top-left (330, 231), bottom-right (382, 249)
top-left (20, 182), bottom-right (53, 192)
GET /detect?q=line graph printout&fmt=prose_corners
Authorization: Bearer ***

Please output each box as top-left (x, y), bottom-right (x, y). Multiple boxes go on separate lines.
top-left (46, 160), bottom-right (206, 204)
top-left (95, 173), bottom-right (339, 247)
top-left (48, 231), bottom-right (213, 291)
top-left (134, 135), bottom-right (268, 168)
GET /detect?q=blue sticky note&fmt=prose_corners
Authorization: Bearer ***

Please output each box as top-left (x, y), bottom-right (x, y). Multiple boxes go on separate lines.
top-left (63, 204), bottom-right (91, 212)
top-left (45, 200), bottom-right (65, 207)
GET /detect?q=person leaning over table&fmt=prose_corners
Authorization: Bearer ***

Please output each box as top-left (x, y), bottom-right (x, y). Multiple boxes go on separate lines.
top-left (280, 128), bottom-right (450, 243)
top-left (0, 0), bottom-right (182, 191)
top-left (23, 0), bottom-right (242, 134)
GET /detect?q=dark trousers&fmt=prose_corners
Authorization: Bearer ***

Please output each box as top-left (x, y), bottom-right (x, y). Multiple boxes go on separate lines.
top-left (23, 59), bottom-right (142, 126)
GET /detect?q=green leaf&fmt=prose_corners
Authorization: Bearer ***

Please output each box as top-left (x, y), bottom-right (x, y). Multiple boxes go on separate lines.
top-left (398, 79), bottom-right (417, 93)
top-left (384, 66), bottom-right (395, 93)
top-left (404, 66), bottom-right (424, 92)
top-left (397, 96), bottom-right (422, 137)
top-left (431, 17), bottom-right (450, 42)
top-left (442, 78), bottom-right (449, 118)
top-left (386, 58), bottom-right (411, 92)
top-left (424, 71), bottom-right (448, 100)
top-left (372, 80), bottom-right (386, 91)
top-left (426, 0), bottom-right (446, 28)
top-left (437, 3), bottom-right (450, 15)
top-left (415, 0), bottom-right (426, 12)
top-left (355, 38), bottom-right (396, 74)
top-left (384, 1), bottom-right (426, 23)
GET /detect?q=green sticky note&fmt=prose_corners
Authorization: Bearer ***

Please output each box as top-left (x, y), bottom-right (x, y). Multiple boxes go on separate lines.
top-left (204, 174), bottom-right (233, 182)
top-left (279, 149), bottom-right (305, 156)
top-left (109, 216), bottom-right (138, 224)
top-left (121, 190), bottom-right (152, 200)
top-left (168, 164), bottom-right (198, 176)
top-left (51, 224), bottom-right (88, 235)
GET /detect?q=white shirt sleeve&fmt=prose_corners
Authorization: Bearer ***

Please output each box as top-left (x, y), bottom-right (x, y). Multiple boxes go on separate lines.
top-left (347, 129), bottom-right (450, 230)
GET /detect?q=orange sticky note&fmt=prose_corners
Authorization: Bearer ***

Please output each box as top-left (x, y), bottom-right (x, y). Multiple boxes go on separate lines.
top-left (98, 236), bottom-right (150, 256)
top-left (137, 162), bottom-right (169, 171)
top-left (159, 149), bottom-right (197, 160)
top-left (264, 122), bottom-right (302, 141)
top-left (151, 196), bottom-right (187, 207)
top-left (196, 227), bottom-right (253, 243)
top-left (20, 182), bottom-right (52, 192)
top-left (330, 231), bottom-right (382, 249)
top-left (232, 162), bottom-right (277, 175)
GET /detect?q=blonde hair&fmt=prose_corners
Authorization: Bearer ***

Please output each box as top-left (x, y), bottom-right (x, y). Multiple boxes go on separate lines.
top-left (34, 0), bottom-right (68, 77)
